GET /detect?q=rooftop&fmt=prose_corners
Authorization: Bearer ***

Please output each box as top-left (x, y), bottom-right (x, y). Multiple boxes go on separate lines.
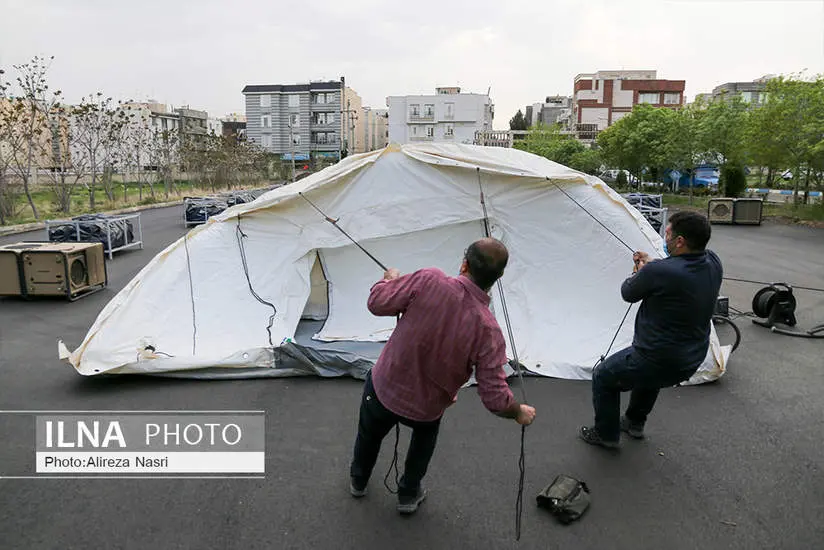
top-left (242, 81), bottom-right (342, 94)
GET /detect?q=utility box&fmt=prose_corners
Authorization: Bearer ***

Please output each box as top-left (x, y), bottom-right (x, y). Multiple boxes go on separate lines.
top-left (0, 243), bottom-right (27, 296)
top-left (0, 242), bottom-right (107, 301)
top-left (732, 198), bottom-right (763, 225)
top-left (708, 198), bottom-right (735, 224)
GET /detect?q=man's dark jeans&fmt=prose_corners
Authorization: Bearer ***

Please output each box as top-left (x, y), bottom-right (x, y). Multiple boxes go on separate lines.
top-left (593, 346), bottom-right (698, 442)
top-left (350, 371), bottom-right (441, 497)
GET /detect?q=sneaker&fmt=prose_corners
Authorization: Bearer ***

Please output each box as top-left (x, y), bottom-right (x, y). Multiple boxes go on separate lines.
top-left (350, 477), bottom-right (367, 498)
top-left (578, 426), bottom-right (620, 449)
top-left (620, 416), bottom-right (645, 439)
top-left (397, 487), bottom-right (428, 514)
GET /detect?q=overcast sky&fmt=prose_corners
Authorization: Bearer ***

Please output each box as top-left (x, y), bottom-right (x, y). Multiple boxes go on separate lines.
top-left (1, 0), bottom-right (822, 129)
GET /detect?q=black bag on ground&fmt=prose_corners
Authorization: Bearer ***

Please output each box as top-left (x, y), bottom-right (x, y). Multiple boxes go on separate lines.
top-left (536, 474), bottom-right (591, 524)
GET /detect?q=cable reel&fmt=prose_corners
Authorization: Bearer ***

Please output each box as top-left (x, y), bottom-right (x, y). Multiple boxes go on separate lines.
top-left (751, 283), bottom-right (824, 339)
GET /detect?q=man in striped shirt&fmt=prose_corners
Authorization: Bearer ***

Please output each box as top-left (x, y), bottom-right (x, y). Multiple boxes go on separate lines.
top-left (349, 237), bottom-right (536, 514)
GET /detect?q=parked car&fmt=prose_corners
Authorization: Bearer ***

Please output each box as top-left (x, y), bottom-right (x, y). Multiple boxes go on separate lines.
top-left (598, 169), bottom-right (638, 184)
top-left (664, 165), bottom-right (719, 189)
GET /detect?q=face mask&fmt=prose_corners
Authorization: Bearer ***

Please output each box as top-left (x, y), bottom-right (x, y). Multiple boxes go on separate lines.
top-left (663, 240), bottom-right (669, 257)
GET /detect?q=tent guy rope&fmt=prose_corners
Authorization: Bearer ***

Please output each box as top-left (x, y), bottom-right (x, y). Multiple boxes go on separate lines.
top-left (298, 191), bottom-right (388, 271)
top-left (235, 217), bottom-right (277, 346)
top-left (477, 168), bottom-right (528, 542)
top-left (550, 179), bottom-right (637, 255)
top-left (295, 191), bottom-right (406, 495)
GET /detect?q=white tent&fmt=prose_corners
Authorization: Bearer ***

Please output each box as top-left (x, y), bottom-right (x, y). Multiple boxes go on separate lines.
top-left (59, 143), bottom-right (730, 383)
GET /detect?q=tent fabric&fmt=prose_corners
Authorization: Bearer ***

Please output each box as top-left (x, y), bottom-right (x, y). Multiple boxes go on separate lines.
top-left (59, 143), bottom-right (730, 383)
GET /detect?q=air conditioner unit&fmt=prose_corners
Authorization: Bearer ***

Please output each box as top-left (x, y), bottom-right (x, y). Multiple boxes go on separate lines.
top-left (708, 198), bottom-right (735, 224)
top-left (733, 198), bottom-right (763, 225)
top-left (16, 242), bottom-right (107, 301)
top-left (0, 243), bottom-right (29, 297)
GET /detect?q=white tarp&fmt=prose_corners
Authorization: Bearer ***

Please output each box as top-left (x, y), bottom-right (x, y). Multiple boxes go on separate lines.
top-left (59, 143), bottom-right (729, 382)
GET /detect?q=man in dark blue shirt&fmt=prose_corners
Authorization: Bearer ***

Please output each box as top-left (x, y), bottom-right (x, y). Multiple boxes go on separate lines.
top-left (580, 211), bottom-right (723, 449)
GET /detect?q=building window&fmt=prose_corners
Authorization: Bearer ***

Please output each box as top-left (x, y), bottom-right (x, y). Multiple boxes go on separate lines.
top-left (424, 104), bottom-right (434, 117)
top-left (312, 93), bottom-right (333, 105)
top-left (261, 94), bottom-right (271, 108)
top-left (289, 114), bottom-right (300, 128)
top-left (313, 112), bottom-right (333, 125)
top-left (261, 135), bottom-right (272, 148)
top-left (409, 104), bottom-right (420, 117)
top-left (445, 124), bottom-right (454, 137)
top-left (664, 93), bottom-right (681, 105)
top-left (261, 115), bottom-right (271, 129)
top-left (292, 133), bottom-right (301, 145)
top-left (411, 126), bottom-right (418, 136)
top-left (288, 94), bottom-right (300, 108)
top-left (444, 102), bottom-right (454, 119)
top-left (426, 126), bottom-right (434, 138)
top-left (313, 132), bottom-right (337, 144)
top-left (639, 92), bottom-right (659, 104)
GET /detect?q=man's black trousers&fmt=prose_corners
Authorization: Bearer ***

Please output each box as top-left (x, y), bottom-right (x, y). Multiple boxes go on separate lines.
top-left (350, 371), bottom-right (441, 498)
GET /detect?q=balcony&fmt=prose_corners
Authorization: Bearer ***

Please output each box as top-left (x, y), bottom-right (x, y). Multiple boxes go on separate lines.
top-left (443, 132), bottom-right (454, 139)
top-left (409, 113), bottom-right (434, 122)
top-left (311, 136), bottom-right (338, 145)
top-left (442, 113), bottom-right (455, 120)
top-left (409, 135), bottom-right (434, 141)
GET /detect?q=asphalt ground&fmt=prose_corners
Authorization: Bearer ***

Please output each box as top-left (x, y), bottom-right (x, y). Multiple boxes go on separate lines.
top-left (1, 207), bottom-right (822, 550)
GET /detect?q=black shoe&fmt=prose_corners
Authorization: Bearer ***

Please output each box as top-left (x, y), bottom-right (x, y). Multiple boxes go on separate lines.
top-left (620, 416), bottom-right (645, 439)
top-left (579, 426), bottom-right (620, 449)
top-left (350, 477), bottom-right (367, 498)
top-left (397, 487), bottom-right (428, 514)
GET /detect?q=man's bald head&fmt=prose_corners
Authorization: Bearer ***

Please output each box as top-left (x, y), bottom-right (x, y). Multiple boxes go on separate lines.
top-left (463, 238), bottom-right (509, 291)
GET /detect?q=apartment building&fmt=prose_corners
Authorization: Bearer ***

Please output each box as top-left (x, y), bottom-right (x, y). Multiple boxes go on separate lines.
top-left (362, 107), bottom-right (388, 152)
top-left (705, 75), bottom-right (774, 108)
top-left (342, 87), bottom-right (365, 154)
top-left (0, 98), bottom-right (70, 174)
top-left (573, 70), bottom-right (685, 141)
top-left (386, 87), bottom-right (494, 145)
top-left (121, 102), bottom-right (182, 139)
top-left (525, 95), bottom-right (572, 129)
top-left (242, 79), bottom-right (349, 162)
top-left (207, 117), bottom-right (223, 137)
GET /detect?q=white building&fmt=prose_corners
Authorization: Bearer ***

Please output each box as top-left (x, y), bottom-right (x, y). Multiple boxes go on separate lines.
top-left (387, 87), bottom-right (493, 145)
top-left (207, 117), bottom-right (223, 137)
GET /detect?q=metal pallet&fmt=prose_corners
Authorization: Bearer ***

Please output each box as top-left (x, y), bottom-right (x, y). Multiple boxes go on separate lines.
top-left (44, 213), bottom-right (144, 260)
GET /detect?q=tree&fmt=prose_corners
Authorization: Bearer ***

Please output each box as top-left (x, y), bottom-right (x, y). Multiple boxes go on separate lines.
top-left (721, 164), bottom-right (748, 198)
top-left (747, 96), bottom-right (785, 187)
top-left (0, 56), bottom-right (63, 220)
top-left (150, 128), bottom-right (179, 198)
top-left (513, 123), bottom-right (601, 173)
top-left (509, 110), bottom-right (528, 131)
top-left (569, 148), bottom-right (603, 175)
top-left (0, 68), bottom-right (21, 224)
top-left (39, 104), bottom-right (87, 214)
top-left (667, 103), bottom-right (703, 201)
top-left (71, 93), bottom-right (129, 208)
top-left (597, 105), bottom-right (665, 185)
top-left (747, 75), bottom-right (824, 205)
top-left (696, 96), bottom-right (749, 196)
